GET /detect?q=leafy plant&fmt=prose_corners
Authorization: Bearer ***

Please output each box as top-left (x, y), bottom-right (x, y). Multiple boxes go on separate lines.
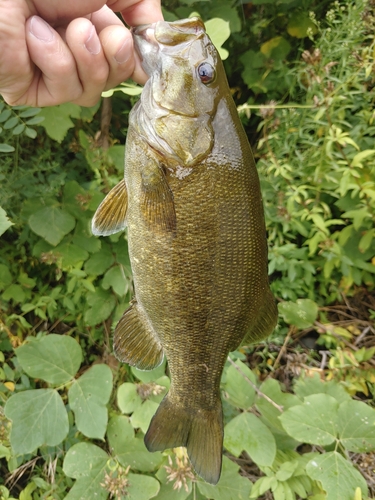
top-left (1, 1), bottom-right (375, 499)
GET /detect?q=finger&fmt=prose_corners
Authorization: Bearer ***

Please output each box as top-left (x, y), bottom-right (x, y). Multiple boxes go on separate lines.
top-left (32, 0), bottom-right (107, 25)
top-left (65, 18), bottom-right (110, 106)
top-left (107, 0), bottom-right (163, 26)
top-left (99, 25), bottom-right (141, 90)
top-left (24, 16), bottom-right (83, 106)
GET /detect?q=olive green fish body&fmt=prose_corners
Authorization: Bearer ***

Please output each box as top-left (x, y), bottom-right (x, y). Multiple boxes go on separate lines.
top-left (92, 18), bottom-right (277, 485)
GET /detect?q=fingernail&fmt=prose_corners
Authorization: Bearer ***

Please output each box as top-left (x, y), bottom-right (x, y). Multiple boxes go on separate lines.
top-left (84, 26), bottom-right (101, 55)
top-left (29, 16), bottom-right (54, 42)
top-left (115, 38), bottom-right (132, 64)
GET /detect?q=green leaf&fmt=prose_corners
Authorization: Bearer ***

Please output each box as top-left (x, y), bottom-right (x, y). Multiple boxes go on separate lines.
top-left (197, 455), bottom-right (252, 500)
top-left (24, 127), bottom-right (37, 138)
top-left (131, 359), bottom-right (167, 383)
top-left (63, 443), bottom-right (108, 500)
top-left (68, 364), bottom-right (113, 439)
top-left (107, 416), bottom-right (163, 472)
top-left (4, 117), bottom-right (18, 130)
top-left (4, 389), bottom-right (68, 454)
top-left (130, 399), bottom-right (159, 433)
top-left (2, 284), bottom-right (25, 303)
top-left (222, 360), bottom-right (256, 410)
top-left (0, 263), bottom-right (13, 289)
top-left (205, 18), bottom-right (230, 60)
top-left (28, 206), bottom-right (76, 246)
top-left (337, 400), bottom-right (375, 452)
top-left (84, 289), bottom-right (116, 326)
top-left (279, 394), bottom-right (338, 445)
top-left (16, 334), bottom-right (82, 385)
top-left (224, 412), bottom-right (276, 466)
top-left (102, 265), bottom-right (129, 296)
top-left (256, 378), bottom-right (301, 432)
top-left (278, 299), bottom-right (318, 328)
top-left (38, 103), bottom-right (81, 142)
top-left (84, 246), bottom-right (115, 275)
top-left (287, 12), bottom-right (317, 38)
top-left (0, 143), bottom-right (15, 152)
top-left (12, 123), bottom-right (25, 135)
top-left (126, 474), bottom-right (161, 500)
top-left (52, 241), bottom-right (89, 267)
top-left (117, 383), bottom-right (143, 414)
top-left (260, 37), bottom-right (291, 60)
top-left (293, 373), bottom-right (351, 404)
top-left (306, 451), bottom-right (368, 500)
top-left (19, 108), bottom-right (42, 118)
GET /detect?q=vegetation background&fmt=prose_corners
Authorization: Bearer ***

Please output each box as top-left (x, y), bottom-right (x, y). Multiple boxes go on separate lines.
top-left (0, 0), bottom-right (374, 499)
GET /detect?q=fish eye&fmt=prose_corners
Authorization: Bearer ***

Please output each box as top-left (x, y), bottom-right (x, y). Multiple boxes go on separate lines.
top-left (197, 62), bottom-right (216, 84)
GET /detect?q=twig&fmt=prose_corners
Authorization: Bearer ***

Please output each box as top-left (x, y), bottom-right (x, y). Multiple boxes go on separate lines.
top-left (273, 327), bottom-right (295, 371)
top-left (226, 357), bottom-right (283, 412)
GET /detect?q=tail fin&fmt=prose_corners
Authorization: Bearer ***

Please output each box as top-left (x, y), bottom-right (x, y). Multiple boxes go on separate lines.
top-left (144, 394), bottom-right (223, 485)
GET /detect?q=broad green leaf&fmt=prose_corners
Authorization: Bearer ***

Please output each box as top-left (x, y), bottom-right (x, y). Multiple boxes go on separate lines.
top-left (306, 451), bottom-right (368, 500)
top-left (84, 288), bottom-right (116, 326)
top-left (287, 13), bottom-right (317, 38)
top-left (84, 245), bottom-right (115, 275)
top-left (278, 299), bottom-right (318, 329)
top-left (4, 389), bottom-right (68, 454)
top-left (2, 284), bottom-right (25, 303)
top-left (208, 3), bottom-right (241, 33)
top-left (260, 37), bottom-right (291, 60)
top-left (256, 378), bottom-right (301, 432)
top-left (16, 334), bottom-right (82, 385)
top-left (68, 364), bottom-right (113, 439)
top-left (205, 18), bottom-right (230, 60)
top-left (28, 207), bottom-right (76, 246)
top-left (126, 474), bottom-right (160, 500)
top-left (222, 360), bottom-right (256, 410)
top-left (279, 394), bottom-right (338, 445)
top-left (0, 206), bottom-right (13, 236)
top-left (224, 412), bottom-right (276, 466)
top-left (337, 400), bottom-right (375, 452)
top-left (107, 416), bottom-right (163, 472)
top-left (52, 241), bottom-right (89, 268)
top-left (117, 382), bottom-right (143, 414)
top-left (293, 373), bottom-right (351, 404)
top-left (197, 455), bottom-right (252, 500)
top-left (130, 399), bottom-right (159, 433)
top-left (63, 443), bottom-right (108, 500)
top-left (39, 103), bottom-right (81, 142)
top-left (102, 265), bottom-right (129, 296)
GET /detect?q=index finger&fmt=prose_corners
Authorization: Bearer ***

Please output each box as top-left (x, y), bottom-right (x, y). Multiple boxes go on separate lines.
top-left (107, 0), bottom-right (163, 26)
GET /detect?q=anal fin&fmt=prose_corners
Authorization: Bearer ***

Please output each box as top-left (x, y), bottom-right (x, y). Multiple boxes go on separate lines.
top-left (92, 179), bottom-right (127, 236)
top-left (113, 301), bottom-right (164, 371)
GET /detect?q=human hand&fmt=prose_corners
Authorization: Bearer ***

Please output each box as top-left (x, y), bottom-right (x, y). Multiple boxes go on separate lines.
top-left (0, 0), bottom-right (162, 107)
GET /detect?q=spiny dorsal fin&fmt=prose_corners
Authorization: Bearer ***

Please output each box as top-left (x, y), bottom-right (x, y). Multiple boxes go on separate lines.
top-left (92, 179), bottom-right (128, 236)
top-left (113, 300), bottom-right (164, 371)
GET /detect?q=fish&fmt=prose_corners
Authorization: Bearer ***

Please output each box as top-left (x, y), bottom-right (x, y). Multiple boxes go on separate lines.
top-left (92, 17), bottom-right (278, 485)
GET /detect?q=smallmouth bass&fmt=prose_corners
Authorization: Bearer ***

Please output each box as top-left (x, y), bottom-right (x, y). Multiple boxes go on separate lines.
top-left (92, 18), bottom-right (277, 485)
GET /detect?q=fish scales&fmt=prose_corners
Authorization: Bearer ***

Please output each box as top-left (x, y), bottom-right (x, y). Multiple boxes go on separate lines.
top-left (92, 17), bottom-right (277, 485)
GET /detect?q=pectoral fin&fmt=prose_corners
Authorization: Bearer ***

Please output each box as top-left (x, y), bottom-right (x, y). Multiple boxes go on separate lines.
top-left (92, 179), bottom-right (127, 236)
top-left (113, 300), bottom-right (164, 371)
top-left (140, 162), bottom-right (176, 233)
